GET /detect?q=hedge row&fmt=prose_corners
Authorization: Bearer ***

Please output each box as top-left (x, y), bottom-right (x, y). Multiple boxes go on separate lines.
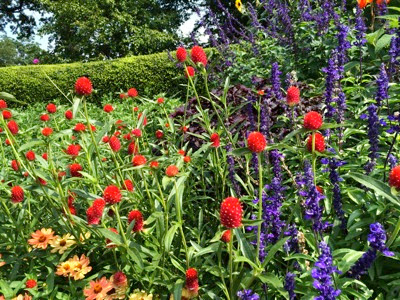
top-left (0, 51), bottom-right (186, 104)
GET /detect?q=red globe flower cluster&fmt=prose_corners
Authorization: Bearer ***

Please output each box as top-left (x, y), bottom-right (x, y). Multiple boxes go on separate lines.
top-left (25, 279), bottom-right (37, 289)
top-left (47, 103), bottom-right (57, 114)
top-left (184, 156), bottom-right (191, 163)
top-left (74, 123), bottom-right (86, 132)
top-left (69, 163), bottom-right (83, 177)
top-left (11, 186), bottom-right (24, 203)
top-left (128, 210), bottom-right (144, 232)
top-left (176, 47), bottom-right (187, 62)
top-left (7, 120), bottom-right (19, 135)
top-left (155, 130), bottom-right (163, 139)
top-left (128, 88), bottom-right (138, 98)
top-left (185, 268), bottom-right (199, 294)
top-left (86, 198), bottom-right (106, 225)
top-left (389, 165), bottom-right (400, 189)
top-left (191, 46), bottom-right (208, 66)
top-left (165, 165), bottom-right (179, 177)
top-left (26, 150), bottom-right (36, 161)
top-left (157, 97), bottom-right (164, 104)
top-left (286, 86), bottom-right (300, 106)
top-left (220, 230), bottom-right (231, 243)
top-left (66, 144), bottom-right (81, 157)
top-left (132, 128), bottom-right (142, 137)
top-left (0, 99), bottom-right (7, 109)
top-left (150, 161), bottom-right (159, 168)
top-left (306, 133), bottom-right (325, 153)
top-left (128, 141), bottom-right (138, 155)
top-left (40, 114), bottom-right (50, 122)
top-left (210, 133), bottom-right (220, 148)
top-left (185, 66), bottom-right (195, 78)
top-left (67, 193), bottom-right (76, 215)
top-left (74, 77), bottom-right (93, 96)
top-left (220, 197), bottom-right (243, 229)
top-left (103, 104), bottom-right (114, 113)
top-left (303, 111), bottom-right (323, 130)
top-left (11, 160), bottom-right (20, 171)
top-left (247, 131), bottom-right (267, 153)
top-left (132, 155), bottom-right (147, 166)
top-left (123, 179), bottom-right (134, 192)
top-left (103, 185), bottom-right (122, 204)
top-left (2, 110), bottom-right (12, 119)
top-left (109, 136), bottom-right (121, 152)
top-left (41, 127), bottom-right (53, 137)
top-left (65, 110), bottom-right (73, 120)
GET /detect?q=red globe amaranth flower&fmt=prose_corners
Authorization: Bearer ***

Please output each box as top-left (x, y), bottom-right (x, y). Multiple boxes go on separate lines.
top-left (286, 86), bottom-right (300, 106)
top-left (106, 228), bottom-right (119, 248)
top-left (65, 110), bottom-right (73, 120)
top-left (5, 138), bottom-right (12, 146)
top-left (7, 120), bottom-right (18, 135)
top-left (150, 161), bottom-right (159, 168)
top-left (87, 206), bottom-right (101, 225)
top-left (11, 160), bottom-right (20, 171)
top-left (316, 186), bottom-right (324, 194)
top-left (165, 122), bottom-right (170, 128)
top-left (128, 142), bottom-right (138, 155)
top-left (184, 156), bottom-right (191, 163)
top-left (306, 133), bottom-right (325, 153)
top-left (389, 165), bottom-right (400, 189)
top-left (75, 77), bottom-right (93, 96)
top-left (11, 186), bottom-right (24, 203)
top-left (178, 149), bottom-right (186, 156)
top-left (157, 97), bottom-right (164, 104)
top-left (247, 131), bottom-right (267, 153)
top-left (185, 66), bottom-right (195, 78)
top-left (155, 130), bottom-right (163, 139)
top-left (46, 103), bottom-right (57, 114)
top-left (66, 144), bottom-right (81, 157)
top-left (90, 124), bottom-right (96, 132)
top-left (123, 179), bottom-right (134, 192)
top-left (40, 114), bottom-right (50, 122)
top-left (257, 90), bottom-right (265, 96)
top-left (132, 155), bottom-right (147, 166)
top-left (221, 230), bottom-right (231, 243)
top-left (113, 271), bottom-right (127, 287)
top-left (182, 126), bottom-right (188, 133)
top-left (220, 197), bottom-right (243, 229)
top-left (104, 185), bottom-right (122, 204)
top-left (185, 268), bottom-right (199, 294)
top-left (303, 111), bottom-right (323, 130)
top-left (137, 113), bottom-right (147, 126)
top-left (103, 104), bottom-right (114, 113)
top-left (102, 136), bottom-right (110, 143)
top-left (132, 129), bottom-right (142, 137)
top-left (0, 99), bottom-right (7, 109)
top-left (25, 279), bottom-right (37, 289)
top-left (191, 46), bottom-right (208, 66)
top-left (74, 123), bottom-right (86, 132)
top-left (114, 131), bottom-right (121, 137)
top-left (2, 110), bottom-right (12, 119)
top-left (41, 127), bottom-right (53, 137)
top-left (42, 153), bottom-right (48, 160)
top-left (122, 133), bottom-right (131, 141)
top-left (92, 198), bottom-right (106, 216)
top-left (210, 133), bottom-right (220, 148)
top-left (176, 47), bottom-right (187, 62)
top-left (109, 136), bottom-right (121, 152)
top-left (69, 163), bottom-right (83, 177)
top-left (166, 165), bottom-right (179, 177)
top-left (133, 106), bottom-right (139, 112)
top-left (128, 210), bottom-right (144, 232)
top-left (119, 93), bottom-right (127, 99)
top-left (128, 88), bottom-right (138, 98)
top-left (26, 150), bottom-right (35, 161)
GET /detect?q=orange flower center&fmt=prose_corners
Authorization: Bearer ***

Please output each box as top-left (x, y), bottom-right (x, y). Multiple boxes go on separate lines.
top-left (38, 236), bottom-right (46, 242)
top-left (93, 284), bottom-right (102, 293)
top-left (60, 240), bottom-right (66, 246)
top-left (64, 263), bottom-right (70, 270)
top-left (76, 263), bottom-right (82, 269)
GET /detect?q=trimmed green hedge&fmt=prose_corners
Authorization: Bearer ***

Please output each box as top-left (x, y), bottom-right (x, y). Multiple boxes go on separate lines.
top-left (0, 51), bottom-right (185, 104)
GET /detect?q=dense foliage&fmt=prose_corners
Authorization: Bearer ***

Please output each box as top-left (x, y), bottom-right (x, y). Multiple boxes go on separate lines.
top-left (1, 0), bottom-right (400, 300)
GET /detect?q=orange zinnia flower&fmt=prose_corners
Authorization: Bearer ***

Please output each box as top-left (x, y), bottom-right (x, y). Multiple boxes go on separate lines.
top-left (357, 0), bottom-right (373, 9)
top-left (56, 254), bottom-right (92, 280)
top-left (28, 228), bottom-right (55, 250)
top-left (83, 277), bottom-right (113, 300)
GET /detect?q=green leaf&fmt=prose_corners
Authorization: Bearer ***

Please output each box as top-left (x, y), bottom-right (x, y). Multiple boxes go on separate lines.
top-left (98, 228), bottom-right (123, 246)
top-left (193, 242), bottom-right (219, 258)
top-left (346, 172), bottom-right (400, 209)
top-left (231, 147), bottom-right (252, 156)
top-left (234, 255), bottom-right (258, 270)
top-left (234, 228), bottom-right (256, 262)
top-left (173, 280), bottom-right (183, 300)
top-left (72, 96), bottom-right (81, 118)
top-left (127, 247), bottom-right (144, 269)
top-left (262, 237), bottom-right (289, 268)
top-left (164, 224), bottom-right (179, 253)
top-left (375, 34), bottom-right (395, 53)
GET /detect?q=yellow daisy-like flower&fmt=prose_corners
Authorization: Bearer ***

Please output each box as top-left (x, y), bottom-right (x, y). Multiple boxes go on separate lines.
top-left (55, 254), bottom-right (92, 280)
top-left (50, 233), bottom-right (76, 254)
top-left (235, 0), bottom-right (243, 13)
top-left (79, 231), bottom-right (91, 243)
top-left (128, 289), bottom-right (153, 300)
top-left (12, 293), bottom-right (32, 300)
top-left (28, 228), bottom-right (55, 250)
top-left (55, 260), bottom-right (77, 278)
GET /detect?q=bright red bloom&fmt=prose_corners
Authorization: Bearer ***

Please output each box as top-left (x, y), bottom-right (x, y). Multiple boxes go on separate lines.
top-left (286, 86), bottom-right (300, 106)
top-left (26, 150), bottom-right (35, 161)
top-left (210, 133), bottom-right (220, 147)
top-left (123, 133), bottom-right (131, 140)
top-left (5, 138), bottom-right (11, 145)
top-left (128, 210), bottom-right (144, 232)
top-left (306, 133), bottom-right (325, 153)
top-left (0, 99), bottom-right (7, 109)
top-left (316, 186), bottom-right (324, 194)
top-left (103, 104), bottom-right (114, 113)
top-left (102, 136), bottom-right (110, 143)
top-left (178, 149), bottom-right (185, 156)
top-left (2, 110), bottom-right (12, 119)
top-left (137, 113), bottom-right (147, 126)
top-left (166, 165), bottom-right (179, 177)
top-left (65, 110), bottom-right (73, 120)
top-left (128, 141), bottom-right (138, 155)
top-left (11, 160), bottom-right (20, 171)
top-left (150, 161), bottom-right (159, 168)
top-left (7, 120), bottom-right (18, 135)
top-left (221, 230), bottom-right (231, 243)
top-left (303, 111), bottom-right (323, 130)
top-left (358, 0), bottom-right (373, 9)
top-left (132, 155), bottom-right (146, 166)
top-left (132, 128), bottom-right (142, 137)
top-left (257, 90), bottom-right (265, 96)
top-left (185, 66), bottom-right (195, 78)
top-left (184, 156), bottom-right (191, 163)
top-left (123, 179), bottom-right (134, 192)
top-left (155, 130), bottom-right (163, 139)
top-left (185, 268), bottom-right (199, 293)
top-left (182, 126), bottom-right (188, 133)
top-left (92, 198), bottom-right (106, 217)
top-left (40, 114), bottom-right (50, 122)
top-left (66, 144), bottom-right (81, 157)
top-left (42, 153), bottom-right (48, 160)
top-left (191, 46), bottom-right (208, 66)
top-left (165, 122), bottom-right (170, 128)
top-left (90, 124), bottom-right (96, 132)
top-left (120, 93), bottom-right (127, 99)
top-left (69, 163), bottom-right (83, 177)
top-left (87, 206), bottom-right (101, 225)
top-left (114, 131), bottom-right (121, 137)
top-left (41, 127), bottom-right (53, 137)
top-left (25, 279), bottom-right (37, 289)
top-left (46, 103), bottom-right (57, 114)
top-left (74, 123), bottom-right (86, 132)
top-left (75, 77), bottom-right (93, 96)
top-left (157, 97), bottom-right (164, 104)
top-left (389, 165), bottom-right (400, 189)
top-left (11, 186), bottom-right (24, 203)
top-left (104, 185), bottom-right (122, 204)
top-left (113, 271), bottom-right (127, 287)
top-left (247, 131), bottom-right (267, 153)
top-left (176, 47), bottom-right (187, 62)
top-left (220, 197), bottom-right (242, 229)
top-left (38, 177), bottom-right (47, 185)
top-left (128, 88), bottom-right (138, 98)
top-left (109, 136), bottom-right (121, 152)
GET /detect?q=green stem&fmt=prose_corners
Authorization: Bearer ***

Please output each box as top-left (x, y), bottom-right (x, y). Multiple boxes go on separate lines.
top-left (256, 153), bottom-right (263, 265)
top-left (229, 229), bottom-right (234, 299)
top-left (174, 179), bottom-right (189, 268)
top-left (387, 218), bottom-right (400, 247)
